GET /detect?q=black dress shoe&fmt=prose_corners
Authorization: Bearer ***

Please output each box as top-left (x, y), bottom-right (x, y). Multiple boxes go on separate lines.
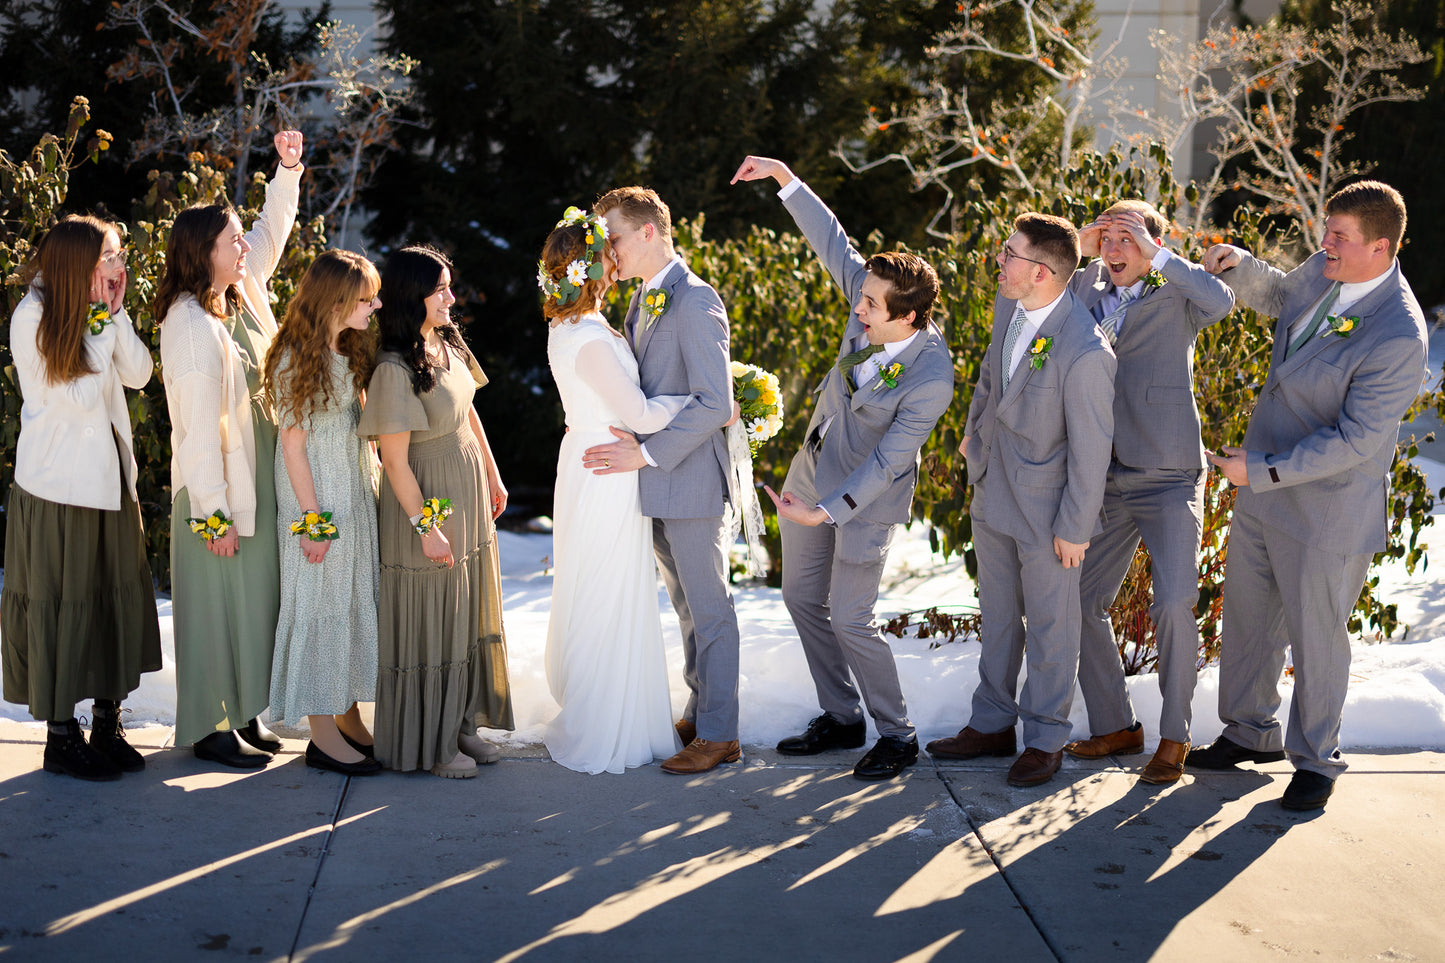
top-left (340, 731), bottom-right (376, 759)
top-left (237, 717), bottom-right (283, 754)
top-left (1187, 734), bottom-right (1286, 770)
top-left (777, 714), bottom-right (867, 756)
top-left (853, 736), bottom-right (919, 781)
top-left (194, 731), bottom-right (272, 769)
top-left (305, 741), bottom-right (383, 776)
top-left (1280, 769), bottom-right (1335, 811)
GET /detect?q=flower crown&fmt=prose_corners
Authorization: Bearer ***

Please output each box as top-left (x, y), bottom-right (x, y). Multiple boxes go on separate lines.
top-left (537, 206), bottom-right (608, 305)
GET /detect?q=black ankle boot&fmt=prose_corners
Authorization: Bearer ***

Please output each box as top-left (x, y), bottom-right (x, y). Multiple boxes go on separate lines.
top-left (237, 717), bottom-right (283, 754)
top-left (44, 720), bottom-right (122, 782)
top-left (90, 700), bottom-right (145, 772)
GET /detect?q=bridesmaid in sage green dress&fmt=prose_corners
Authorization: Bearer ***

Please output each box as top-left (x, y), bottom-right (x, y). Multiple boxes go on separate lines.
top-left (156, 131), bottom-right (304, 768)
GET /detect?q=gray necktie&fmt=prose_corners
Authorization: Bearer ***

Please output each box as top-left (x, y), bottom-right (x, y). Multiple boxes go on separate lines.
top-left (1285, 282), bottom-right (1342, 359)
top-left (1001, 304), bottom-right (1028, 389)
top-left (1101, 287), bottom-right (1137, 347)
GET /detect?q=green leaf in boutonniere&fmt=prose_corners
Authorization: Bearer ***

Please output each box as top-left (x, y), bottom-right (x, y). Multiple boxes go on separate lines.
top-left (1326, 314), bottom-right (1361, 338)
top-left (642, 287), bottom-right (668, 327)
top-left (871, 360), bottom-right (905, 392)
top-left (1143, 268), bottom-right (1167, 290)
top-left (1027, 335), bottom-right (1053, 370)
top-left (87, 301), bottom-right (112, 335)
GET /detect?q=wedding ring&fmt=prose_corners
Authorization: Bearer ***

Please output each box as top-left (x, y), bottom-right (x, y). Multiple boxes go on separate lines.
top-left (604, 460), bottom-right (610, 468)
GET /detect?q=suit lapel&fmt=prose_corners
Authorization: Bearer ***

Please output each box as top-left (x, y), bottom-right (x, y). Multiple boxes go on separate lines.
top-left (633, 261), bottom-right (684, 364)
top-left (849, 323), bottom-right (935, 412)
top-left (1000, 296), bottom-right (1071, 411)
top-left (624, 288), bottom-right (641, 353)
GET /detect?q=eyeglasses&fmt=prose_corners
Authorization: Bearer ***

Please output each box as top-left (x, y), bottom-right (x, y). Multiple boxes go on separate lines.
top-left (99, 249), bottom-right (127, 268)
top-left (359, 294), bottom-right (380, 306)
top-left (1001, 245), bottom-right (1056, 275)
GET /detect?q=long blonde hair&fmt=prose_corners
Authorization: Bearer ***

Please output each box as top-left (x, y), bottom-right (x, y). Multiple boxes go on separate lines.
top-left (263, 250), bottom-right (379, 427)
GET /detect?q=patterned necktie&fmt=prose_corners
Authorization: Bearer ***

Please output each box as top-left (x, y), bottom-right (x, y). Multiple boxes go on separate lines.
top-left (1101, 286), bottom-right (1137, 347)
top-left (1285, 282), bottom-right (1342, 359)
top-left (1001, 305), bottom-right (1028, 390)
top-left (837, 342), bottom-right (885, 397)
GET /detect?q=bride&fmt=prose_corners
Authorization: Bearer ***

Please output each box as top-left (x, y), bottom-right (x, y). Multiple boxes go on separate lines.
top-left (538, 208), bottom-right (689, 774)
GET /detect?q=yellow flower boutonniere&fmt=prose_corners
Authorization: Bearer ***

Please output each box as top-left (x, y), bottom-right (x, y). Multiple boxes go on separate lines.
top-left (871, 361), bottom-right (905, 392)
top-left (642, 287), bottom-right (669, 327)
top-left (413, 497), bottom-right (453, 536)
top-left (1028, 335), bottom-right (1054, 370)
top-left (87, 301), bottom-right (112, 336)
top-left (1143, 268), bottom-right (1168, 291)
top-left (289, 510), bottom-right (339, 541)
top-left (187, 509), bottom-right (232, 542)
top-left (1326, 314), bottom-right (1361, 338)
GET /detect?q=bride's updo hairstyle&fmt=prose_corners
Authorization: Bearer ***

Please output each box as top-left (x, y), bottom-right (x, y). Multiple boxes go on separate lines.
top-left (538, 206), bottom-right (609, 324)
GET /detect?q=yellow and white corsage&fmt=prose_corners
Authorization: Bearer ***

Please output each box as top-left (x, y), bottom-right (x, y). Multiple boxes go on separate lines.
top-left (187, 509), bottom-right (232, 542)
top-left (412, 497), bottom-right (453, 536)
top-left (290, 510), bottom-right (339, 541)
top-left (87, 302), bottom-right (112, 336)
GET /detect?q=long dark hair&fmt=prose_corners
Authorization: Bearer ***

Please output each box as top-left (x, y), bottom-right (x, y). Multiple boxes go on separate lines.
top-left (377, 245), bottom-right (465, 394)
top-left (21, 215), bottom-right (114, 384)
top-left (154, 203), bottom-right (240, 322)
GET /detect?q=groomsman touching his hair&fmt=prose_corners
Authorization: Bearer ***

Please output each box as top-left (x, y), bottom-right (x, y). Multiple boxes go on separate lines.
top-left (928, 214), bottom-right (1115, 788)
top-left (1061, 201), bottom-right (1234, 785)
top-left (729, 155), bottom-right (954, 781)
top-left (1193, 181), bottom-right (1427, 811)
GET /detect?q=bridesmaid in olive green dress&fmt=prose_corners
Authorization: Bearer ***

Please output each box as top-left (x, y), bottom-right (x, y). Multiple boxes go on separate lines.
top-left (156, 132), bottom-right (304, 768)
top-left (358, 245), bottom-right (514, 778)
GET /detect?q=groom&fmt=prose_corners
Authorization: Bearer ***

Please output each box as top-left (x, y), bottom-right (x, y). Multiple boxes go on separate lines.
top-left (582, 186), bottom-right (743, 775)
top-left (730, 155), bottom-right (954, 781)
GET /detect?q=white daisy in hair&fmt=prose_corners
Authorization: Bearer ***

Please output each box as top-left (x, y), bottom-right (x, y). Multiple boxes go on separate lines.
top-left (565, 259), bottom-right (588, 286)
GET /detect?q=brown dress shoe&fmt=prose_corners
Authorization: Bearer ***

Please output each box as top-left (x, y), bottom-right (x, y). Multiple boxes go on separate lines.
top-left (925, 726), bottom-right (1016, 760)
top-left (1006, 747), bottom-right (1063, 787)
top-left (1139, 738), bottom-right (1190, 785)
top-left (1064, 723), bottom-right (1145, 759)
top-left (675, 719), bottom-right (697, 746)
top-left (661, 738), bottom-right (741, 774)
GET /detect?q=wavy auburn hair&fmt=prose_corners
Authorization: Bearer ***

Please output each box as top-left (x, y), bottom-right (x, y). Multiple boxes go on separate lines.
top-left (263, 250), bottom-right (380, 428)
top-left (540, 222), bottom-right (609, 323)
top-left (376, 245), bottom-right (466, 395)
top-left (153, 203), bottom-right (240, 322)
top-left (21, 215), bottom-right (115, 384)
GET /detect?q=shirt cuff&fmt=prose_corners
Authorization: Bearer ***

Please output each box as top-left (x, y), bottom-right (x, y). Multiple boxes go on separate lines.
top-left (819, 505), bottom-right (835, 525)
top-left (1150, 247), bottom-right (1172, 271)
top-left (640, 443), bottom-right (658, 468)
top-left (777, 179), bottom-right (803, 201)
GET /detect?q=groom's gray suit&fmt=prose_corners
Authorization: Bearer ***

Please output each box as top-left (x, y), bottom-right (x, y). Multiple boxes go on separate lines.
top-left (1213, 250), bottom-right (1427, 777)
top-left (626, 261), bottom-right (742, 742)
top-left (777, 182), bottom-right (954, 740)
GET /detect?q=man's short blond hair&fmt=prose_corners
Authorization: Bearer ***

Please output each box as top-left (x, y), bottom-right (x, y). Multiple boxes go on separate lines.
top-left (595, 186), bottom-right (673, 245)
top-left (1103, 199), bottom-right (1167, 241)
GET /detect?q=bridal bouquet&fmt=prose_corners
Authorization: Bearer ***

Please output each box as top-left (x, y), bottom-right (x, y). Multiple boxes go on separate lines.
top-left (731, 361), bottom-right (784, 456)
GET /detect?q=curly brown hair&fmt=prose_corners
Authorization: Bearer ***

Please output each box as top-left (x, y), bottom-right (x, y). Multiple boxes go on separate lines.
top-left (263, 250), bottom-right (379, 428)
top-left (540, 222), bottom-right (610, 323)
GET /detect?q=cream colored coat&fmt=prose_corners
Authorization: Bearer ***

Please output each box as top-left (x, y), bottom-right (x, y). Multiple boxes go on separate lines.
top-left (159, 164), bottom-right (300, 536)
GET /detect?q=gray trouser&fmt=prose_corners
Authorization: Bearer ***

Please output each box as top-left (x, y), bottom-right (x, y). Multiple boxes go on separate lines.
top-left (968, 516), bottom-right (1082, 752)
top-left (1217, 511), bottom-right (1370, 778)
top-left (653, 514), bottom-right (741, 742)
top-left (1076, 464), bottom-right (1204, 743)
top-left (779, 447), bottom-right (912, 740)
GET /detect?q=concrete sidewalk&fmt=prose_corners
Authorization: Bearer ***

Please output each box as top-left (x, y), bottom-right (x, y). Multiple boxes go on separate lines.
top-left (1, 719), bottom-right (1442, 962)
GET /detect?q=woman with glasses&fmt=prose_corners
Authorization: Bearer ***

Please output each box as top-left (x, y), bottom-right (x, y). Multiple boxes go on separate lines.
top-left (1, 215), bottom-right (162, 781)
top-left (262, 250), bottom-right (383, 776)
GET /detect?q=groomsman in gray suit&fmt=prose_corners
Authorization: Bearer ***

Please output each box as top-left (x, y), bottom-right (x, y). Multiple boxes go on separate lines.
top-left (1193, 181), bottom-right (1427, 810)
top-left (1061, 201), bottom-right (1235, 785)
top-left (928, 214), bottom-right (1116, 787)
top-left (729, 155), bottom-right (954, 781)
top-left (583, 186), bottom-right (743, 775)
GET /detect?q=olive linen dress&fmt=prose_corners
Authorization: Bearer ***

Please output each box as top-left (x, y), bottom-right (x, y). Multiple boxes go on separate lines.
top-left (169, 304), bottom-right (280, 745)
top-left (358, 344), bottom-right (513, 772)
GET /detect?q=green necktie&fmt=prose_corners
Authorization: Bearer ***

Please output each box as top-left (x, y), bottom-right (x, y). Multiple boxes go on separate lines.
top-left (1285, 282), bottom-right (1342, 359)
top-left (837, 343), bottom-right (885, 397)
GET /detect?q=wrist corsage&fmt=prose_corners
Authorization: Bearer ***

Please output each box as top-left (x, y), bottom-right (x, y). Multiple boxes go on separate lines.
top-left (290, 510), bottom-right (339, 541)
top-left (188, 509), bottom-right (232, 542)
top-left (412, 497), bottom-right (453, 536)
top-left (1028, 336), bottom-right (1053, 370)
top-left (1326, 314), bottom-right (1361, 338)
top-left (87, 302), bottom-right (113, 336)
top-left (872, 361), bottom-right (905, 392)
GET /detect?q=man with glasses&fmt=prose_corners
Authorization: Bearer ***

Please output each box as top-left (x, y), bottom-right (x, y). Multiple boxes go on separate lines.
top-left (927, 214), bottom-right (1116, 788)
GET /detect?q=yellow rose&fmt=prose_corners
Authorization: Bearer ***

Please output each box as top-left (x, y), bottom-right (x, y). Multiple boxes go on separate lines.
top-left (421, 506), bottom-right (433, 517)
top-left (1031, 337), bottom-right (1047, 353)
top-left (305, 511), bottom-right (320, 524)
top-left (207, 515), bottom-right (221, 528)
top-left (1339, 319), bottom-right (1355, 333)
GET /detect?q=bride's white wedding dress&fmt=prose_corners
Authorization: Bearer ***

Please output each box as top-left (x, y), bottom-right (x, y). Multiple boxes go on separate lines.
top-left (544, 313), bottom-right (687, 774)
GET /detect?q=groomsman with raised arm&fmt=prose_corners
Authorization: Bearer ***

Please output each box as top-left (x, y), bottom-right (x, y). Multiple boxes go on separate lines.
top-left (1192, 181), bottom-right (1427, 811)
top-left (729, 155), bottom-right (954, 781)
top-left (928, 214), bottom-right (1116, 788)
top-left (1061, 201), bottom-right (1235, 785)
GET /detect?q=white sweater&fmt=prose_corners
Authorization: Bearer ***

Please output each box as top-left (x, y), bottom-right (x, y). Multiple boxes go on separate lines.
top-left (10, 283), bottom-right (154, 510)
top-left (159, 164), bottom-right (301, 536)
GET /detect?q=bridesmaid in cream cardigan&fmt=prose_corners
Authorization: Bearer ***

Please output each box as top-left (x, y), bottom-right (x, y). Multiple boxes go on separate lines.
top-left (157, 131), bottom-right (303, 768)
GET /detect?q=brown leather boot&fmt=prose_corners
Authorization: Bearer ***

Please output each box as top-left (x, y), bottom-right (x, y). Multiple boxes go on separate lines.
top-left (1139, 738), bottom-right (1190, 785)
top-left (661, 739), bottom-right (741, 774)
top-left (1063, 723), bottom-right (1144, 759)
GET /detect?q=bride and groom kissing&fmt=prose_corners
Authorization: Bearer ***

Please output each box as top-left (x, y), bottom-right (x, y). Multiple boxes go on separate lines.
top-left (540, 156), bottom-right (952, 780)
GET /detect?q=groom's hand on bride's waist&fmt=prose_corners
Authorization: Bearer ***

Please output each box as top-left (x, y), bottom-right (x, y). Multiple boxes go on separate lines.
top-left (583, 426), bottom-right (647, 475)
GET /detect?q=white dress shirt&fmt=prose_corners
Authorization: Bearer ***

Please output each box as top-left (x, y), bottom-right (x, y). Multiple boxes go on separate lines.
top-left (1007, 289), bottom-right (1068, 381)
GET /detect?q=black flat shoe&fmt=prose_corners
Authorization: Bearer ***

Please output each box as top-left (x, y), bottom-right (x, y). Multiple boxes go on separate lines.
top-left (853, 736), bottom-right (919, 781)
top-left (237, 717), bottom-right (283, 754)
top-left (777, 714), bottom-right (867, 756)
top-left (305, 741), bottom-right (382, 776)
top-left (1281, 769), bottom-right (1335, 811)
top-left (194, 731), bottom-right (272, 769)
top-left (1186, 735), bottom-right (1286, 770)
top-left (340, 730), bottom-right (376, 759)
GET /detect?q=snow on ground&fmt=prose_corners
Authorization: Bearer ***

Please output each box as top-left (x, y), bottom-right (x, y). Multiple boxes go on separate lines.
top-left (6, 456), bottom-right (1445, 754)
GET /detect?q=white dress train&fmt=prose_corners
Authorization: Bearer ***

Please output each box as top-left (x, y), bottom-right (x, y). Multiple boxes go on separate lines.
top-left (544, 313), bottom-right (687, 774)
